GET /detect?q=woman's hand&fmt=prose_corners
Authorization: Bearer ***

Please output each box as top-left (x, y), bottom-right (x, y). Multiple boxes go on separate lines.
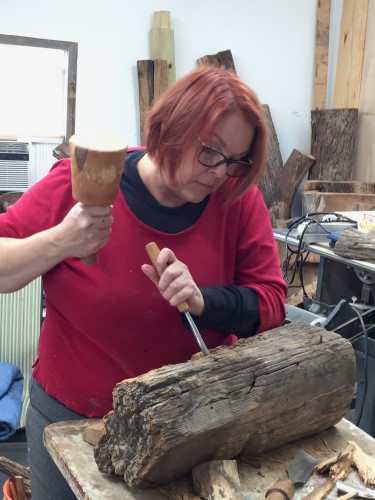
top-left (52, 202), bottom-right (114, 260)
top-left (142, 247), bottom-right (204, 316)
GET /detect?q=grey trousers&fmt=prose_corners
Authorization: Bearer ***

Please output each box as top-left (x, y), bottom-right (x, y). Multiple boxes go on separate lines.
top-left (26, 377), bottom-right (86, 499)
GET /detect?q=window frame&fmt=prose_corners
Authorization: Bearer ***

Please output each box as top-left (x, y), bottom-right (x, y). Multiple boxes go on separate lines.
top-left (0, 34), bottom-right (77, 141)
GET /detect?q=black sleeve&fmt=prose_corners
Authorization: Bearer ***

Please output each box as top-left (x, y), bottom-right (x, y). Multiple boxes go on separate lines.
top-left (182, 285), bottom-right (260, 337)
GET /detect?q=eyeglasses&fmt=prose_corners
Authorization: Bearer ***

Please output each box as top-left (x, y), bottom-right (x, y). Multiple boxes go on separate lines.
top-left (198, 143), bottom-right (253, 178)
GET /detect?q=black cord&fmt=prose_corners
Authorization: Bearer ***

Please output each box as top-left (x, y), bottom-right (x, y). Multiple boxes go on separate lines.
top-left (282, 212), bottom-right (356, 297)
top-left (349, 304), bottom-right (369, 427)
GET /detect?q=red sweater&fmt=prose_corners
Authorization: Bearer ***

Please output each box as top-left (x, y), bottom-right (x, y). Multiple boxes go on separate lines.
top-left (0, 159), bottom-right (286, 417)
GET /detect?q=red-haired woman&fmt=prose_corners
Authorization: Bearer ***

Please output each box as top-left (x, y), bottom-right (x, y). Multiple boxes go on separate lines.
top-left (0, 65), bottom-right (287, 499)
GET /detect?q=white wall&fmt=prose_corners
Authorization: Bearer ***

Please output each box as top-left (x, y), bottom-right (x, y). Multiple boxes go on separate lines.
top-left (0, 0), bottom-right (340, 164)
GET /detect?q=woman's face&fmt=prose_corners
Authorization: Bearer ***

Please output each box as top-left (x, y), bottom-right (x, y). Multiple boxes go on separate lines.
top-left (162, 112), bottom-right (255, 206)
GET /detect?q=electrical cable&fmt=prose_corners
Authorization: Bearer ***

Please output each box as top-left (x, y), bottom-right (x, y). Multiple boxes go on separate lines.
top-left (282, 212), bottom-right (357, 297)
top-left (349, 304), bottom-right (369, 427)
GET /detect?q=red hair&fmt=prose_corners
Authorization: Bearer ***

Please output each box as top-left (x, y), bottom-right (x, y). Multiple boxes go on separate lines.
top-left (145, 65), bottom-right (268, 203)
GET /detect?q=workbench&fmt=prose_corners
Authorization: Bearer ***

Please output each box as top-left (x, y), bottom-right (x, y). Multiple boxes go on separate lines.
top-left (44, 417), bottom-right (375, 500)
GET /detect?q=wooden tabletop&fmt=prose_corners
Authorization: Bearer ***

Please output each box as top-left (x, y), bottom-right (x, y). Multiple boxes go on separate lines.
top-left (44, 417), bottom-right (375, 500)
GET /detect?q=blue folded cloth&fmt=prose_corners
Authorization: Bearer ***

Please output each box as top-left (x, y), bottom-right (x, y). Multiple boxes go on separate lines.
top-left (0, 362), bottom-right (24, 441)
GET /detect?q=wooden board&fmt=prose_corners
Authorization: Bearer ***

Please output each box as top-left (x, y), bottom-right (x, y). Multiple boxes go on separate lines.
top-left (303, 191), bottom-right (375, 214)
top-left (258, 104), bottom-right (283, 208)
top-left (333, 0), bottom-right (368, 108)
top-left (137, 60), bottom-right (168, 145)
top-left (150, 11), bottom-right (175, 87)
top-left (354, 0), bottom-right (375, 182)
top-left (196, 49), bottom-right (237, 72)
top-left (313, 0), bottom-right (331, 110)
top-left (304, 180), bottom-right (375, 194)
top-left (309, 108), bottom-right (358, 181)
top-left (44, 418), bottom-right (375, 500)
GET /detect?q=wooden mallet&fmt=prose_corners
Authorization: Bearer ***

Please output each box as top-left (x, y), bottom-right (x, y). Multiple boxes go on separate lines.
top-left (69, 134), bottom-right (128, 265)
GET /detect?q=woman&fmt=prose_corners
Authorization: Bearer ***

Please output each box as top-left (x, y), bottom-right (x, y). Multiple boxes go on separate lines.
top-left (0, 65), bottom-right (287, 499)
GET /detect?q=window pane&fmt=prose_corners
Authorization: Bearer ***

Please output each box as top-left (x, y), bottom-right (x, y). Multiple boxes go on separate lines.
top-left (0, 45), bottom-right (67, 138)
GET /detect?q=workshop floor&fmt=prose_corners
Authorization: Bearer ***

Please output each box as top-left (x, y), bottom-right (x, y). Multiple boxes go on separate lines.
top-left (0, 428), bottom-right (28, 493)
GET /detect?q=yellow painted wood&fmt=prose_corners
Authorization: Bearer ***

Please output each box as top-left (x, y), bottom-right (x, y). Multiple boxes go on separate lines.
top-left (333, 0), bottom-right (369, 108)
top-left (150, 11), bottom-right (176, 87)
top-left (313, 0), bottom-right (331, 110)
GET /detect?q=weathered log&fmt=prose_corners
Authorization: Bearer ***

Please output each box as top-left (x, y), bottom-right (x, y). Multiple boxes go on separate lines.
top-left (192, 460), bottom-right (243, 500)
top-left (309, 108), bottom-right (358, 181)
top-left (94, 322), bottom-right (355, 489)
top-left (268, 149), bottom-right (315, 224)
top-left (333, 227), bottom-right (375, 261)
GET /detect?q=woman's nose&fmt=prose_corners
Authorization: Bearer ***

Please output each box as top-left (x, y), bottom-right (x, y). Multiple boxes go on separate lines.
top-left (207, 163), bottom-right (227, 178)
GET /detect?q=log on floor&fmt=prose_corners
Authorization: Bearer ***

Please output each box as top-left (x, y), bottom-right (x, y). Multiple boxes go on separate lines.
top-left (94, 322), bottom-right (356, 489)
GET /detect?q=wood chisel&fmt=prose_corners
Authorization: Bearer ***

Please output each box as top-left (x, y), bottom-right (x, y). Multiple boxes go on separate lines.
top-left (145, 242), bottom-right (210, 356)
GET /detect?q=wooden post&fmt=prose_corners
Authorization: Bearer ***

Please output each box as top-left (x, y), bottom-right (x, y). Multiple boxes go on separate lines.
top-left (137, 60), bottom-right (169, 145)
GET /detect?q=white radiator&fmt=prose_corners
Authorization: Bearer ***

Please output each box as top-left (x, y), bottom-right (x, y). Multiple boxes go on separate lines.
top-left (0, 279), bottom-right (42, 427)
top-left (28, 139), bottom-right (62, 185)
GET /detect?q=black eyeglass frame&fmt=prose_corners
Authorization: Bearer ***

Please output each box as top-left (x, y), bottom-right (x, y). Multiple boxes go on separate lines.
top-left (198, 143), bottom-right (253, 178)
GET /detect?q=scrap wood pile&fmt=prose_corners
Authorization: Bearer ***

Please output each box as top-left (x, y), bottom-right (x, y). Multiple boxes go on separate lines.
top-left (303, 441), bottom-right (375, 500)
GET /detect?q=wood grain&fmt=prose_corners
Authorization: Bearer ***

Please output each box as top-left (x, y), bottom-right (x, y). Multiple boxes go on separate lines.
top-left (354, 0), bottom-right (375, 182)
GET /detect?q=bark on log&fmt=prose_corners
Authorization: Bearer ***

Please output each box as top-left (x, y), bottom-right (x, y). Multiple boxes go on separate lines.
top-left (94, 322), bottom-right (355, 489)
top-left (333, 227), bottom-right (375, 261)
top-left (258, 104), bottom-right (284, 209)
top-left (268, 149), bottom-right (315, 223)
top-left (309, 108), bottom-right (358, 181)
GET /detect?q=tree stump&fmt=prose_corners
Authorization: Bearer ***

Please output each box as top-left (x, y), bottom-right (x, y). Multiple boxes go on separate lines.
top-left (94, 322), bottom-right (356, 489)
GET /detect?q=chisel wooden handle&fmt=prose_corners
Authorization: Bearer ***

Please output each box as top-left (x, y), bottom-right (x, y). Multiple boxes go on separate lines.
top-left (145, 242), bottom-right (188, 313)
top-left (265, 479), bottom-right (295, 500)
